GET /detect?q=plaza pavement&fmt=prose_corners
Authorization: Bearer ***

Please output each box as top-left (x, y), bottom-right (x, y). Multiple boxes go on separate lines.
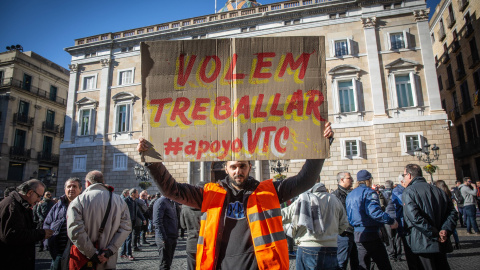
top-left (35, 226), bottom-right (480, 270)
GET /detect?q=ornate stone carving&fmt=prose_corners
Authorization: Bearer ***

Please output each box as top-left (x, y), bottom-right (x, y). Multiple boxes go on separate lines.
top-left (413, 9), bottom-right (430, 22)
top-left (100, 58), bottom-right (111, 67)
top-left (361, 16), bottom-right (377, 28)
top-left (34, 104), bottom-right (42, 110)
top-left (68, 64), bottom-right (78, 73)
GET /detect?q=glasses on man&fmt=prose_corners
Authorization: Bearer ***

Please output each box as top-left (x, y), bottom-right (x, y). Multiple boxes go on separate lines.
top-left (32, 189), bottom-right (44, 198)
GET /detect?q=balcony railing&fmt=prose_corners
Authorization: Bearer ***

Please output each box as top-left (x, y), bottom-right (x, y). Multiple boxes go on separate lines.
top-left (452, 137), bottom-right (480, 159)
top-left (9, 146), bottom-right (31, 160)
top-left (37, 152), bottom-right (60, 164)
top-left (460, 101), bottom-right (473, 115)
top-left (13, 113), bottom-right (34, 127)
top-left (445, 78), bottom-right (455, 90)
top-left (456, 68), bottom-right (466, 81)
top-left (447, 13), bottom-right (456, 29)
top-left (452, 40), bottom-right (460, 53)
top-left (468, 54), bottom-right (480, 69)
top-left (0, 78), bottom-right (66, 106)
top-left (42, 121), bottom-right (60, 134)
top-left (438, 28), bottom-right (446, 42)
top-left (458, 0), bottom-right (469, 12)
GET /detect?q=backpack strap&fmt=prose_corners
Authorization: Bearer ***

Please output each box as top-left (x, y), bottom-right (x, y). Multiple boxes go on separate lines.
top-left (99, 190), bottom-right (113, 234)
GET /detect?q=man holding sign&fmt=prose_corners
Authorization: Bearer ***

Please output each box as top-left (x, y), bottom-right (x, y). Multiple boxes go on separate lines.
top-left (137, 122), bottom-right (332, 270)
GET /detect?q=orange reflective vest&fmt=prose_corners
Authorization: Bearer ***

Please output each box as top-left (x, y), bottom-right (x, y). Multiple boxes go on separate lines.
top-left (196, 179), bottom-right (289, 270)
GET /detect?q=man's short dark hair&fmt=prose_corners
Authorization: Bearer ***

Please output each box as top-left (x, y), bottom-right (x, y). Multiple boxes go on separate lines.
top-left (455, 180), bottom-right (463, 184)
top-left (405, 164), bottom-right (422, 178)
top-left (16, 179), bottom-right (46, 195)
top-left (385, 180), bottom-right (394, 189)
top-left (65, 177), bottom-right (81, 188)
top-left (463, 177), bottom-right (471, 183)
top-left (85, 170), bottom-right (104, 184)
top-left (129, 188), bottom-right (138, 196)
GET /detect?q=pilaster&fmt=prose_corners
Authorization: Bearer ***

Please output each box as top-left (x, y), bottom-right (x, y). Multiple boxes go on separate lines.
top-left (97, 58), bottom-right (112, 140)
top-left (362, 17), bottom-right (387, 117)
top-left (63, 64), bottom-right (79, 143)
top-left (414, 9), bottom-right (443, 113)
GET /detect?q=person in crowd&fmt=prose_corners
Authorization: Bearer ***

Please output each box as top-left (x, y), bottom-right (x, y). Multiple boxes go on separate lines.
top-left (67, 170), bottom-right (131, 270)
top-left (175, 202), bottom-right (185, 239)
top-left (383, 180), bottom-right (401, 262)
top-left (332, 171), bottom-right (358, 270)
top-left (43, 177), bottom-right (82, 269)
top-left (120, 188), bottom-right (145, 259)
top-left (346, 170), bottom-right (398, 270)
top-left (121, 189), bottom-right (130, 200)
top-left (0, 179), bottom-right (54, 270)
top-left (476, 180), bottom-right (480, 211)
top-left (452, 180), bottom-right (465, 227)
top-left (460, 177), bottom-right (479, 234)
top-left (154, 191), bottom-right (179, 270)
top-left (435, 180), bottom-right (460, 250)
top-left (138, 190), bottom-right (150, 245)
top-left (282, 181), bottom-right (348, 270)
top-left (37, 191), bottom-right (55, 251)
top-left (402, 164), bottom-right (457, 270)
top-left (137, 122), bottom-right (333, 270)
top-left (1, 186), bottom-right (16, 201)
top-left (180, 182), bottom-right (205, 270)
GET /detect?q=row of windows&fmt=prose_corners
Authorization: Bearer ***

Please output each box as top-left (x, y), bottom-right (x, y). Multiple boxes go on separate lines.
top-left (81, 68), bottom-right (135, 91)
top-left (1, 72), bottom-right (60, 101)
top-left (17, 100), bottom-right (58, 126)
top-left (71, 132), bottom-right (422, 172)
top-left (340, 133), bottom-right (422, 159)
top-left (73, 153), bottom-right (128, 172)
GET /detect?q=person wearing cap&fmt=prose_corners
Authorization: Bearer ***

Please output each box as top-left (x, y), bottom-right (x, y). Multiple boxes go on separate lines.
top-left (282, 180), bottom-right (349, 270)
top-left (346, 170), bottom-right (398, 270)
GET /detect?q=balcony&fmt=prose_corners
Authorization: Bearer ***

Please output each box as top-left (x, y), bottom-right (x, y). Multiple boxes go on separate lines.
top-left (456, 68), bottom-right (467, 81)
top-left (452, 137), bottom-right (480, 159)
top-left (458, 0), bottom-right (469, 12)
top-left (468, 54), bottom-right (480, 69)
top-left (460, 101), bottom-right (473, 115)
top-left (42, 121), bottom-right (60, 134)
top-left (452, 40), bottom-right (461, 53)
top-left (441, 53), bottom-right (450, 64)
top-left (0, 78), bottom-right (66, 106)
top-left (9, 146), bottom-right (31, 161)
top-left (37, 152), bottom-right (60, 165)
top-left (445, 78), bottom-right (455, 90)
top-left (13, 113), bottom-right (34, 127)
top-left (437, 28), bottom-right (446, 42)
top-left (447, 13), bottom-right (456, 29)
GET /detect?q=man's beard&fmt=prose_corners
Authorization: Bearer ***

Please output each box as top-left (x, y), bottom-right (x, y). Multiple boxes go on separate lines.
top-left (228, 174), bottom-right (246, 189)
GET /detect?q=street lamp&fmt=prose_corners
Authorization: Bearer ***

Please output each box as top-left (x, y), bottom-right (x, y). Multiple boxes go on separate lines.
top-left (269, 160), bottom-right (290, 180)
top-left (134, 164), bottom-right (150, 182)
top-left (414, 141), bottom-right (440, 184)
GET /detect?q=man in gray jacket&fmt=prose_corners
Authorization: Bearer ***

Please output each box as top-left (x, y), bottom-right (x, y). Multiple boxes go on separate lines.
top-left (460, 177), bottom-right (479, 234)
top-left (67, 170), bottom-right (131, 270)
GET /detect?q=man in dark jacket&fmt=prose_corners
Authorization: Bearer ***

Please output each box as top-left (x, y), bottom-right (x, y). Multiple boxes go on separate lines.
top-left (154, 195), bottom-right (178, 270)
top-left (402, 164), bottom-right (458, 270)
top-left (346, 170), bottom-right (397, 270)
top-left (382, 179), bottom-right (402, 262)
top-left (37, 191), bottom-right (55, 251)
top-left (0, 179), bottom-right (54, 270)
top-left (43, 177), bottom-right (82, 270)
top-left (120, 188), bottom-right (146, 260)
top-left (332, 171), bottom-right (358, 270)
top-left (180, 182), bottom-right (206, 270)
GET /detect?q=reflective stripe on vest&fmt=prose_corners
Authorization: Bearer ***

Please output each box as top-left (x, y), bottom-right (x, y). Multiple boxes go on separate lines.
top-left (196, 180), bottom-right (289, 270)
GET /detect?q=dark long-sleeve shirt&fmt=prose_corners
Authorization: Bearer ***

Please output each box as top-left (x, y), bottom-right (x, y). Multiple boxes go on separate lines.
top-left (153, 197), bottom-right (178, 241)
top-left (146, 159), bottom-right (324, 270)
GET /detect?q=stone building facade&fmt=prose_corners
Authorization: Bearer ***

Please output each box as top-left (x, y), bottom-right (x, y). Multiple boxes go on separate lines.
top-left (0, 49), bottom-right (69, 194)
top-left (60, 0), bottom-right (455, 195)
top-left (430, 0), bottom-right (480, 180)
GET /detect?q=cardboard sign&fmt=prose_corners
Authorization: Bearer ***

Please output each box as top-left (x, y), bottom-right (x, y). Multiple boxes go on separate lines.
top-left (141, 36), bottom-right (327, 162)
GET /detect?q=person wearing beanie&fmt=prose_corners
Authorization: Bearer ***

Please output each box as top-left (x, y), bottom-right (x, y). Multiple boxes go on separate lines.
top-left (346, 170), bottom-right (398, 270)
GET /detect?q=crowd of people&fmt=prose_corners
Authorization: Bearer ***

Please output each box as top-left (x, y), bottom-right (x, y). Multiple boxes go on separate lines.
top-left (0, 123), bottom-right (479, 270)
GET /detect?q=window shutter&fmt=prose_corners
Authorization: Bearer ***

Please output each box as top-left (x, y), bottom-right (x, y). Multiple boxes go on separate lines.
top-left (347, 39), bottom-right (353, 55)
top-left (332, 79), bottom-right (339, 113)
top-left (352, 78), bottom-right (359, 112)
top-left (403, 30), bottom-right (409, 49)
top-left (330, 40), bottom-right (335, 57)
top-left (386, 32), bottom-right (392, 50)
top-left (389, 74), bottom-right (398, 108)
top-left (409, 72), bottom-right (418, 107)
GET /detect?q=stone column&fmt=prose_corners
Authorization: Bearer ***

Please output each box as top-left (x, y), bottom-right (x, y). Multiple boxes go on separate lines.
top-left (414, 9), bottom-right (443, 113)
top-left (362, 17), bottom-right (387, 117)
top-left (63, 64), bottom-right (79, 143)
top-left (96, 58), bottom-right (112, 140)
